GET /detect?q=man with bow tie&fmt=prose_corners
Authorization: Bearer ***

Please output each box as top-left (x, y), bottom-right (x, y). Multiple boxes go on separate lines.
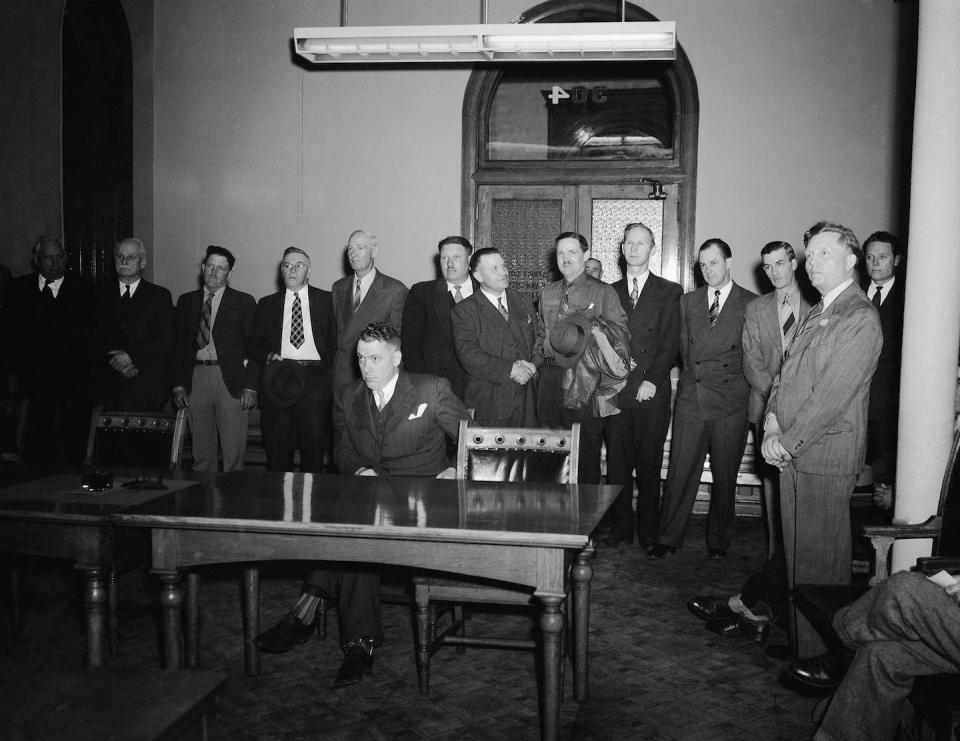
top-left (762, 221), bottom-right (882, 661)
top-left (172, 245), bottom-right (258, 472)
top-left (255, 322), bottom-right (469, 688)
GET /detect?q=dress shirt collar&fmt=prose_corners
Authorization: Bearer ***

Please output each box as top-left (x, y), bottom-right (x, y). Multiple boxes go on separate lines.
top-left (286, 284), bottom-right (309, 300)
top-left (775, 284), bottom-right (800, 308)
top-left (355, 267), bottom-right (377, 294)
top-left (821, 278), bottom-right (854, 311)
top-left (626, 268), bottom-right (650, 296)
top-left (708, 280), bottom-right (734, 313)
top-left (119, 278), bottom-right (141, 297)
top-left (376, 369), bottom-right (400, 408)
top-left (868, 275), bottom-right (896, 303)
top-left (480, 286), bottom-right (506, 309)
top-left (448, 280), bottom-right (473, 300)
top-left (38, 274), bottom-right (64, 297)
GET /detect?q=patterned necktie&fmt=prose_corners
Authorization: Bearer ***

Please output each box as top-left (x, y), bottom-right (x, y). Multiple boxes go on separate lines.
top-left (352, 279), bottom-right (362, 312)
top-left (560, 282), bottom-right (571, 316)
top-left (196, 292), bottom-right (213, 348)
top-left (630, 277), bottom-right (639, 308)
top-left (709, 289), bottom-right (720, 327)
top-left (290, 292), bottom-right (305, 349)
top-left (873, 285), bottom-right (883, 308)
top-left (781, 294), bottom-right (796, 337)
top-left (497, 296), bottom-right (509, 320)
top-left (453, 285), bottom-right (464, 304)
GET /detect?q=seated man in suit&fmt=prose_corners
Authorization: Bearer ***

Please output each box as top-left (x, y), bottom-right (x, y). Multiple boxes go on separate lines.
top-left (452, 247), bottom-right (537, 426)
top-left (4, 236), bottom-right (96, 467)
top-left (402, 236), bottom-right (475, 402)
top-left (255, 322), bottom-right (470, 688)
top-left (248, 246), bottom-right (336, 473)
top-left (862, 231), bottom-right (905, 494)
top-left (811, 571), bottom-right (960, 741)
top-left (172, 245), bottom-right (258, 472)
top-left (91, 238), bottom-right (175, 411)
top-left (332, 230), bottom-right (408, 391)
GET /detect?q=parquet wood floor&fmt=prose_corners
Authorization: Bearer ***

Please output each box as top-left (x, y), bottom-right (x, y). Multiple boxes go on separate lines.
top-left (1, 515), bottom-right (823, 740)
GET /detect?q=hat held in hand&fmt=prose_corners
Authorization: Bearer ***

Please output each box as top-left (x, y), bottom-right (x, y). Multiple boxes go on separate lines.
top-left (262, 359), bottom-right (306, 408)
top-left (551, 312), bottom-right (592, 368)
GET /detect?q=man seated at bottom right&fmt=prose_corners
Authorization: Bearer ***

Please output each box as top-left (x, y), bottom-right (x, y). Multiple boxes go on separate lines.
top-left (812, 570), bottom-right (960, 741)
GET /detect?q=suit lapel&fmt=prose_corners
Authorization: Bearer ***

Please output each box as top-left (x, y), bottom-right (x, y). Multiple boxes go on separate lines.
top-left (352, 381), bottom-right (376, 435)
top-left (381, 371), bottom-right (415, 435)
top-left (434, 279), bottom-right (454, 334)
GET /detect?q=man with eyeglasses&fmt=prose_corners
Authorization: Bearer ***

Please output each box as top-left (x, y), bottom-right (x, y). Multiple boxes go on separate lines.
top-left (248, 246), bottom-right (336, 473)
top-left (91, 237), bottom-right (174, 411)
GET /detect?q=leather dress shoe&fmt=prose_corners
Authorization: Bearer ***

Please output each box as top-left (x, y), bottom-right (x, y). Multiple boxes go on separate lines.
top-left (334, 641), bottom-right (375, 688)
top-left (705, 615), bottom-right (770, 642)
top-left (254, 612), bottom-right (315, 653)
top-left (686, 596), bottom-right (736, 621)
top-left (786, 653), bottom-right (850, 690)
top-left (647, 544), bottom-right (677, 559)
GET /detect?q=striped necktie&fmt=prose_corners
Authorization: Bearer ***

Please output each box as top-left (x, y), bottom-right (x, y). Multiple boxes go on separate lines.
top-left (708, 290), bottom-right (720, 327)
top-left (352, 279), bottom-right (362, 312)
top-left (630, 277), bottom-right (639, 308)
top-left (196, 292), bottom-right (213, 348)
top-left (781, 294), bottom-right (795, 337)
top-left (497, 296), bottom-right (509, 320)
top-left (290, 293), bottom-right (305, 349)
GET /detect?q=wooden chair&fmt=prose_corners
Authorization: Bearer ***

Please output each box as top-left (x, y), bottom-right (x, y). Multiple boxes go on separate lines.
top-left (84, 405), bottom-right (188, 471)
top-left (412, 420), bottom-right (580, 695)
top-left (793, 417), bottom-right (960, 740)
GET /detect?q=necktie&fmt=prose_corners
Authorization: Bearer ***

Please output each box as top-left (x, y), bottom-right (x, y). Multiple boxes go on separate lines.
top-left (497, 296), bottom-right (509, 320)
top-left (630, 277), bottom-right (639, 308)
top-left (560, 282), bottom-right (571, 316)
top-left (42, 279), bottom-right (55, 301)
top-left (290, 293), bottom-right (305, 349)
top-left (873, 285), bottom-right (883, 308)
top-left (121, 285), bottom-right (131, 302)
top-left (781, 294), bottom-right (796, 337)
top-left (453, 285), bottom-right (464, 303)
top-left (709, 289), bottom-right (720, 327)
top-left (375, 389), bottom-right (385, 411)
top-left (196, 292), bottom-right (213, 348)
top-left (119, 285), bottom-right (132, 327)
top-left (352, 279), bottom-right (362, 312)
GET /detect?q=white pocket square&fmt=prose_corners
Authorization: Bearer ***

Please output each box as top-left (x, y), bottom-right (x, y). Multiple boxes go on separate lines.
top-left (408, 403), bottom-right (427, 420)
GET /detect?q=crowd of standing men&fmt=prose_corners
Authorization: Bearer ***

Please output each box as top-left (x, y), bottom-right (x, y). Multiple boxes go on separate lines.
top-left (0, 220), bottom-right (918, 712)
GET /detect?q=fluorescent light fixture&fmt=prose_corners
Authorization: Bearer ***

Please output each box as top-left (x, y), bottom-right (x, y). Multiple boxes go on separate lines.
top-left (294, 22), bottom-right (676, 64)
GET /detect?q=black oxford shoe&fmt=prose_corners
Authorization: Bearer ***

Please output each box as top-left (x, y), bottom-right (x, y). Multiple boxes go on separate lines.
top-left (786, 653), bottom-right (850, 690)
top-left (705, 615), bottom-right (770, 642)
top-left (686, 596), bottom-right (736, 621)
top-left (334, 644), bottom-right (375, 688)
top-left (254, 612), bottom-right (315, 653)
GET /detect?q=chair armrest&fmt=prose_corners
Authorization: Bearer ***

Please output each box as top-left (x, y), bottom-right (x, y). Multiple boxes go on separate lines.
top-left (862, 516), bottom-right (943, 586)
top-left (914, 556), bottom-right (960, 576)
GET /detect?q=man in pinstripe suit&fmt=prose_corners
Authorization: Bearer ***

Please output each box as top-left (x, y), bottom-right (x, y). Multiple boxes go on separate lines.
top-left (762, 221), bottom-right (882, 660)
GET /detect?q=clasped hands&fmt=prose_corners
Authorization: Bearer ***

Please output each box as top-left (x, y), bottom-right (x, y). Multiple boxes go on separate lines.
top-left (510, 360), bottom-right (537, 385)
top-left (107, 350), bottom-right (138, 378)
top-left (761, 429), bottom-right (792, 471)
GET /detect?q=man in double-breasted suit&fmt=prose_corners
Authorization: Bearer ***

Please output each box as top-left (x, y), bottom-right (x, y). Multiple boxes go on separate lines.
top-left (650, 238), bottom-right (756, 559)
top-left (862, 231), bottom-right (905, 489)
top-left (248, 246), bottom-right (336, 473)
top-left (452, 247), bottom-right (537, 427)
top-left (4, 236), bottom-right (96, 466)
top-left (255, 322), bottom-right (469, 688)
top-left (402, 236), bottom-right (476, 401)
top-left (605, 223), bottom-right (682, 547)
top-left (172, 245), bottom-right (258, 472)
top-left (762, 221), bottom-right (882, 660)
top-left (331, 229), bottom-right (407, 391)
top-left (91, 238), bottom-right (174, 412)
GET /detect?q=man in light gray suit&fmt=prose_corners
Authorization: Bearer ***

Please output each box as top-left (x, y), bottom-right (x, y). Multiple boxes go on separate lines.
top-left (452, 247), bottom-right (537, 427)
top-left (762, 221), bottom-right (882, 661)
top-left (331, 229), bottom-right (407, 392)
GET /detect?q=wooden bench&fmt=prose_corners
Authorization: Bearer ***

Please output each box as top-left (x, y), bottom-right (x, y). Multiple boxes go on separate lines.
top-left (2, 667), bottom-right (228, 740)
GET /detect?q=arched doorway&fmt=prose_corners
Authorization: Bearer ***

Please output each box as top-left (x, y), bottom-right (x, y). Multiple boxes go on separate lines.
top-left (461, 0), bottom-right (699, 297)
top-left (62, 0), bottom-right (133, 282)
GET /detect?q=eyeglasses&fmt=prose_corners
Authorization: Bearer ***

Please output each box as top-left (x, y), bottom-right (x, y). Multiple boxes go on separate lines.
top-left (114, 253), bottom-right (141, 264)
top-left (281, 262), bottom-right (308, 272)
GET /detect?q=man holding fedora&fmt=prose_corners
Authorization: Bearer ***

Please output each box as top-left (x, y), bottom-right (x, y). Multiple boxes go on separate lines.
top-left (248, 246), bottom-right (336, 472)
top-left (534, 231), bottom-right (629, 484)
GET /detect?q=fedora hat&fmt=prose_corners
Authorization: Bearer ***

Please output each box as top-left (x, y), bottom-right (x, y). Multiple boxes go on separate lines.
top-left (551, 312), bottom-right (593, 368)
top-left (262, 359), bottom-right (306, 408)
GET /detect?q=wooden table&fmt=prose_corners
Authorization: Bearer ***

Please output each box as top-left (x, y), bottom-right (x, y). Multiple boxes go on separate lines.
top-left (0, 472), bottom-right (203, 666)
top-left (113, 470), bottom-right (621, 741)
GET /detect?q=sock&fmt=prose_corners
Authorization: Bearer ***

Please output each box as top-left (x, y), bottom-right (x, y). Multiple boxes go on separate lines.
top-left (293, 593), bottom-right (323, 624)
top-left (728, 594), bottom-right (769, 623)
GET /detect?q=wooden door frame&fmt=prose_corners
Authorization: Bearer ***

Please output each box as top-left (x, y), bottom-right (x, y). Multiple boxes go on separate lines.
top-left (461, 0), bottom-right (699, 287)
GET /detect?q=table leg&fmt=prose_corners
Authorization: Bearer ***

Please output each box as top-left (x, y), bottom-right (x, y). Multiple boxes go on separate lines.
top-left (185, 571), bottom-right (200, 668)
top-left (108, 568), bottom-right (119, 658)
top-left (83, 567), bottom-right (107, 667)
top-left (539, 594), bottom-right (564, 741)
top-left (571, 543), bottom-right (595, 702)
top-left (413, 580), bottom-right (430, 695)
top-left (158, 571), bottom-right (183, 669)
top-left (241, 567), bottom-right (260, 677)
